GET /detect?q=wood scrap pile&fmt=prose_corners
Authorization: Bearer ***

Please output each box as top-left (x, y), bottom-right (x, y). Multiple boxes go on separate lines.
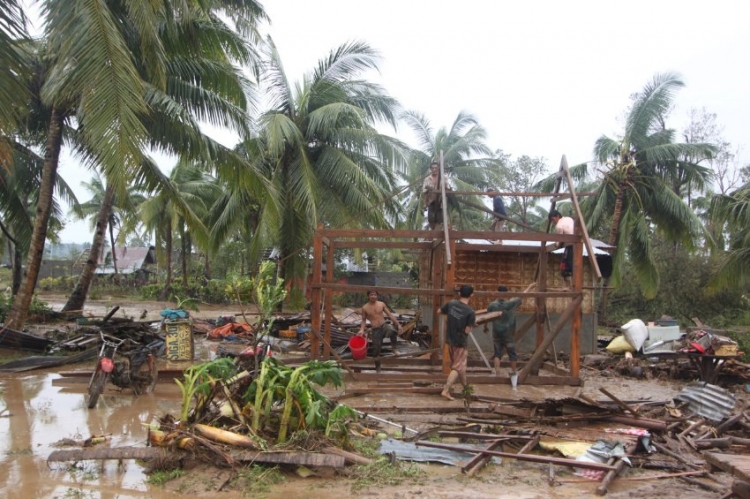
top-left (48, 357), bottom-right (375, 476)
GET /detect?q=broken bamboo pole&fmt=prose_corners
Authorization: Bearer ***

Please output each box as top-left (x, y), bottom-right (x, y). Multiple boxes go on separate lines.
top-left (463, 438), bottom-right (507, 476)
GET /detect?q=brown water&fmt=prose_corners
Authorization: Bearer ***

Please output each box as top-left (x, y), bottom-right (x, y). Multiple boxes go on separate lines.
top-left (0, 369), bottom-right (183, 499)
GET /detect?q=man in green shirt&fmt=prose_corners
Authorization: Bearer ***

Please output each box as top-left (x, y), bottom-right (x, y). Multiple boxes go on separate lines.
top-left (485, 285), bottom-right (522, 377)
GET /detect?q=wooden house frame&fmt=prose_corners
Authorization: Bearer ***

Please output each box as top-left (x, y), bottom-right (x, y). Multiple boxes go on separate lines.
top-left (309, 156), bottom-right (603, 386)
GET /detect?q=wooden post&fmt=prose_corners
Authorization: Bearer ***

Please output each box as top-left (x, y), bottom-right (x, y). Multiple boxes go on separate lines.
top-left (570, 225), bottom-right (584, 377)
top-left (535, 242), bottom-right (548, 375)
top-left (310, 227), bottom-right (324, 360)
top-left (323, 240), bottom-right (335, 359)
top-left (433, 243), bottom-right (445, 366)
top-left (518, 295), bottom-right (582, 383)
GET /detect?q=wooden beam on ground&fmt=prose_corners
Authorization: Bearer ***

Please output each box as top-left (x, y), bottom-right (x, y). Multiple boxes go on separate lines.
top-left (462, 439), bottom-right (507, 476)
top-left (344, 372), bottom-right (581, 385)
top-left (518, 295), bottom-right (583, 383)
top-left (599, 387), bottom-right (639, 416)
top-left (322, 446), bottom-right (373, 465)
top-left (48, 446), bottom-right (164, 462)
top-left (230, 450), bottom-right (345, 467)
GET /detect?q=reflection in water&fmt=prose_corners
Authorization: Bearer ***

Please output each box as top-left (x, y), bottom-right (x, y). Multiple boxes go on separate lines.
top-left (0, 371), bottom-right (181, 498)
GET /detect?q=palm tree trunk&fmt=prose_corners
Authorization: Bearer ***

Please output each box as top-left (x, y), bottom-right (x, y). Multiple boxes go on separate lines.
top-left (180, 223), bottom-right (188, 286)
top-left (109, 220), bottom-right (119, 278)
top-left (5, 108), bottom-right (64, 329)
top-left (158, 228), bottom-right (172, 300)
top-left (203, 251), bottom-right (211, 279)
top-left (62, 184), bottom-right (116, 312)
top-left (598, 185), bottom-right (626, 324)
top-left (12, 243), bottom-right (22, 296)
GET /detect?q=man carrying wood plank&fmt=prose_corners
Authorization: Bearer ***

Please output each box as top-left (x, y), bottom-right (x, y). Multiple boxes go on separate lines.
top-left (485, 285), bottom-right (522, 378)
top-left (439, 285), bottom-right (476, 401)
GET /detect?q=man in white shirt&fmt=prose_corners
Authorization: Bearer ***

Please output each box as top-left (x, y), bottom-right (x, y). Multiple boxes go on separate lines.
top-left (549, 210), bottom-right (575, 287)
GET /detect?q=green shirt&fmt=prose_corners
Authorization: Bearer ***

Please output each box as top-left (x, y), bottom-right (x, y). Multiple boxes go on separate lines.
top-left (487, 297), bottom-right (522, 335)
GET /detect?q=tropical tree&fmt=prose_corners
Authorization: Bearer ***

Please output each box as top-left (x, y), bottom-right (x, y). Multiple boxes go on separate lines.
top-left (213, 40), bottom-right (408, 287)
top-left (0, 0), bottom-right (29, 159)
top-left (585, 72), bottom-right (716, 320)
top-left (59, 0), bottom-right (269, 314)
top-left (710, 181), bottom-right (750, 289)
top-left (399, 110), bottom-right (498, 230)
top-left (140, 162), bottom-right (222, 299)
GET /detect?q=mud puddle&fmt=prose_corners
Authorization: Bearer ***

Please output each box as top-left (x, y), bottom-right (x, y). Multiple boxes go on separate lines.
top-left (0, 370), bottom-right (182, 499)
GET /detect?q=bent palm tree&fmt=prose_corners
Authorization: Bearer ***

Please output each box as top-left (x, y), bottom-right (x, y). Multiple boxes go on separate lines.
top-left (586, 72), bottom-right (716, 320)
top-left (709, 181), bottom-right (750, 289)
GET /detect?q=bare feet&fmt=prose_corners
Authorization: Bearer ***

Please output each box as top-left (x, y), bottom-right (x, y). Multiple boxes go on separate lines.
top-left (440, 391), bottom-right (456, 401)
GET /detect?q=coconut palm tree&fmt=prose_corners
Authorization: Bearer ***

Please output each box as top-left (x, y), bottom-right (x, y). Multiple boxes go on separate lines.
top-left (0, 0), bottom-right (29, 157)
top-left (140, 162), bottom-right (222, 300)
top-left (399, 110), bottom-right (498, 230)
top-left (586, 72), bottom-right (716, 320)
top-left (709, 181), bottom-right (750, 289)
top-left (57, 0), bottom-right (269, 314)
top-left (213, 39), bottom-right (408, 286)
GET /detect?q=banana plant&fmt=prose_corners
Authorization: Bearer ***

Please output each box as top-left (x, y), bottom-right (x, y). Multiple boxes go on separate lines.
top-left (174, 358), bottom-right (236, 423)
top-left (248, 356), bottom-right (290, 431)
top-left (278, 360), bottom-right (345, 443)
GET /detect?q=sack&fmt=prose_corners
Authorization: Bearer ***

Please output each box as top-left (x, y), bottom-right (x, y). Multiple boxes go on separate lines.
top-left (606, 335), bottom-right (636, 354)
top-left (621, 319), bottom-right (648, 352)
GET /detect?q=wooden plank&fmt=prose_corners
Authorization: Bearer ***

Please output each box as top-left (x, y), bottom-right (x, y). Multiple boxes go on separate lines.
top-left (230, 450), bottom-right (345, 468)
top-left (310, 228), bottom-right (324, 359)
top-left (316, 228), bottom-right (579, 243)
top-left (322, 446), bottom-right (373, 465)
top-left (561, 155), bottom-right (602, 279)
top-left (705, 453), bottom-right (750, 482)
top-left (48, 446), bottom-right (164, 462)
top-left (344, 372), bottom-right (581, 385)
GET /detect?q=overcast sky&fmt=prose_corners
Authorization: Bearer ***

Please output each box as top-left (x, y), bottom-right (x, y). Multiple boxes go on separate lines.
top-left (57, 0), bottom-right (750, 243)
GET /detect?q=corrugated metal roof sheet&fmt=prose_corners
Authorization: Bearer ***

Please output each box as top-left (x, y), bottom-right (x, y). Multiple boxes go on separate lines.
top-left (461, 238), bottom-right (612, 256)
top-left (675, 382), bottom-right (736, 422)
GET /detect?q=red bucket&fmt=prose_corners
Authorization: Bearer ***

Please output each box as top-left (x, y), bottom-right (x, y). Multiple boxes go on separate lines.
top-left (349, 335), bottom-right (367, 360)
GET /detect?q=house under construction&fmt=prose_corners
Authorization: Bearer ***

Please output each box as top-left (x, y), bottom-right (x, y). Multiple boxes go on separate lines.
top-left (309, 156), bottom-right (609, 386)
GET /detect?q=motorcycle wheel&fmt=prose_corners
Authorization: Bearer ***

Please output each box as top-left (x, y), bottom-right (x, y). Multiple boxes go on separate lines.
top-left (87, 370), bottom-right (107, 409)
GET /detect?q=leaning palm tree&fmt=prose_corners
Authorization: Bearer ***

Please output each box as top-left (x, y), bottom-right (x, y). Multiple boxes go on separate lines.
top-left (214, 39), bottom-right (408, 286)
top-left (400, 110), bottom-right (498, 230)
top-left (59, 0), bottom-right (269, 314)
top-left (586, 72), bottom-right (716, 320)
top-left (709, 181), bottom-right (750, 289)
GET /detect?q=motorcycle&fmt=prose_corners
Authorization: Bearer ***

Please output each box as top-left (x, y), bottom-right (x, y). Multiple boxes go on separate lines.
top-left (86, 331), bottom-right (162, 409)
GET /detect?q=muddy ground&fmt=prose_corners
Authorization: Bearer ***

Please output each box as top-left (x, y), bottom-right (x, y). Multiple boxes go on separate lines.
top-left (0, 294), bottom-right (744, 498)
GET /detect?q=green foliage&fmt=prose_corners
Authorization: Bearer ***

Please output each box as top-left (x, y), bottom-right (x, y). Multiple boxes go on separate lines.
top-left (350, 459), bottom-right (425, 492)
top-left (232, 465), bottom-right (285, 496)
top-left (608, 241), bottom-right (748, 328)
top-left (243, 358), bottom-right (350, 442)
top-left (174, 358), bottom-right (237, 422)
top-left (147, 469), bottom-right (183, 486)
top-left (171, 295), bottom-right (199, 312)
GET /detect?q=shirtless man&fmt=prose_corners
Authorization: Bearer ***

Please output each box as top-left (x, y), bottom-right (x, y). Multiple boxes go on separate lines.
top-left (358, 290), bottom-right (403, 372)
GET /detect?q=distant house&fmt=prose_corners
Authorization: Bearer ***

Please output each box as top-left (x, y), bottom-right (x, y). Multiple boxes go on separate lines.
top-left (95, 246), bottom-right (157, 281)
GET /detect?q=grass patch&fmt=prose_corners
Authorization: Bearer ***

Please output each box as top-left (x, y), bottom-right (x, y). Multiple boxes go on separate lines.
top-left (350, 437), bottom-right (380, 459)
top-left (231, 464), bottom-right (285, 497)
top-left (350, 458), bottom-right (425, 492)
top-left (147, 468), bottom-right (184, 486)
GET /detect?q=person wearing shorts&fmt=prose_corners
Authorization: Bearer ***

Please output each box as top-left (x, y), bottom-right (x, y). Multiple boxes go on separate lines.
top-left (485, 285), bottom-right (522, 376)
top-left (439, 285), bottom-right (476, 401)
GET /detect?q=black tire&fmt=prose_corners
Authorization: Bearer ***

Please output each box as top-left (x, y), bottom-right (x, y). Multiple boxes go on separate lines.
top-left (87, 370), bottom-right (107, 409)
